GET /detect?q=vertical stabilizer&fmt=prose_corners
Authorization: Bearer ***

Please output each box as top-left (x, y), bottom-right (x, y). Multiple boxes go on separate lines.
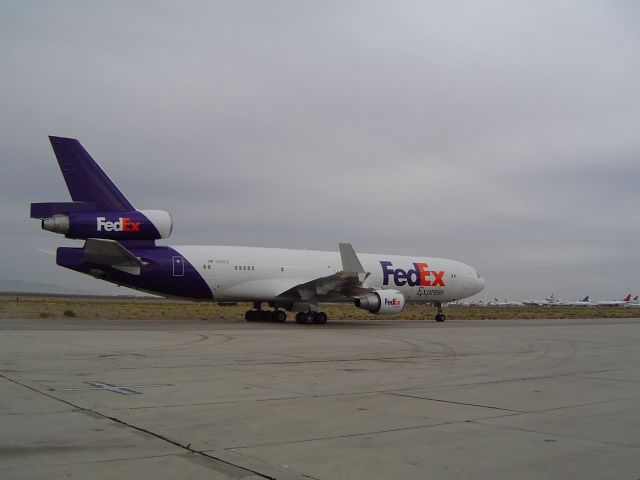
top-left (48, 136), bottom-right (134, 211)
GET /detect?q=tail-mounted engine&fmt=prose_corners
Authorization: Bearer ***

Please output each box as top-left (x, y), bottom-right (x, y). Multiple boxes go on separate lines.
top-left (32, 204), bottom-right (172, 240)
top-left (354, 289), bottom-right (405, 315)
top-left (31, 137), bottom-right (173, 242)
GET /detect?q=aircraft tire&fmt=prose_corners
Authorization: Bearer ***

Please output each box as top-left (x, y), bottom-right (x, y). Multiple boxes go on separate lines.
top-left (304, 312), bottom-right (316, 324)
top-left (435, 313), bottom-right (446, 322)
top-left (295, 312), bottom-right (305, 324)
top-left (317, 312), bottom-right (328, 324)
top-left (274, 310), bottom-right (287, 322)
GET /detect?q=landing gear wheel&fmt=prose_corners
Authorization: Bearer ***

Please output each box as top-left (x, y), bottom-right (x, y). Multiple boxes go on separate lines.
top-left (294, 311), bottom-right (328, 324)
top-left (435, 313), bottom-right (446, 322)
top-left (246, 309), bottom-right (281, 322)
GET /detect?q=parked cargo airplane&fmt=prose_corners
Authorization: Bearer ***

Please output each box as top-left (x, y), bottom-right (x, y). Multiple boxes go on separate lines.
top-left (31, 137), bottom-right (485, 323)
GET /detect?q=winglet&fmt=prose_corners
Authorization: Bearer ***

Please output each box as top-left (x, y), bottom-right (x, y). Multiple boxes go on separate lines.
top-left (339, 243), bottom-right (365, 274)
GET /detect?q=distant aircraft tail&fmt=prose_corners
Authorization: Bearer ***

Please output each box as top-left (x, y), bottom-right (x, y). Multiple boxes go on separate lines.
top-left (581, 296), bottom-right (590, 302)
top-left (623, 294), bottom-right (632, 302)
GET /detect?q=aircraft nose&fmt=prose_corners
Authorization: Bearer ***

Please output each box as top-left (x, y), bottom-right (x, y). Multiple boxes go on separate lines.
top-left (468, 269), bottom-right (485, 295)
top-left (476, 274), bottom-right (485, 294)
top-left (460, 266), bottom-right (485, 297)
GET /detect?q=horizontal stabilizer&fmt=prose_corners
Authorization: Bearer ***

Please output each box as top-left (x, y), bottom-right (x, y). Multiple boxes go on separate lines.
top-left (30, 201), bottom-right (97, 219)
top-left (83, 238), bottom-right (142, 275)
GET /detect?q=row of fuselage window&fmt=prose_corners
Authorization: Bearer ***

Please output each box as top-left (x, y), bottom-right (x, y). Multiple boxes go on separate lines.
top-left (235, 265), bottom-right (255, 271)
top-left (202, 264), bottom-right (255, 271)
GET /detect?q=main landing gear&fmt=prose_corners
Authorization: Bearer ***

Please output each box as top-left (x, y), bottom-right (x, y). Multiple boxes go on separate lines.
top-left (244, 302), bottom-right (329, 324)
top-left (245, 305), bottom-right (287, 322)
top-left (435, 302), bottom-right (446, 322)
top-left (294, 311), bottom-right (328, 325)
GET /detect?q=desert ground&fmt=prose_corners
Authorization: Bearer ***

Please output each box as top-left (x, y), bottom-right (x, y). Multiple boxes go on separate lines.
top-left (2, 294), bottom-right (640, 322)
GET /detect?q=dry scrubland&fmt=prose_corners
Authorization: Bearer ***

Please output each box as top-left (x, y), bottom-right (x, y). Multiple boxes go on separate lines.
top-left (2, 294), bottom-right (640, 321)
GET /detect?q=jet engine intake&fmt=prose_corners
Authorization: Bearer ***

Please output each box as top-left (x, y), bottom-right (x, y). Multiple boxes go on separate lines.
top-left (354, 289), bottom-right (405, 315)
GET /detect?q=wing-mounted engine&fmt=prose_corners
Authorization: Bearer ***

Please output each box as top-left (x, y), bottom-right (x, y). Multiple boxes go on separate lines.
top-left (33, 206), bottom-right (172, 240)
top-left (276, 243), bottom-right (406, 317)
top-left (355, 289), bottom-right (406, 315)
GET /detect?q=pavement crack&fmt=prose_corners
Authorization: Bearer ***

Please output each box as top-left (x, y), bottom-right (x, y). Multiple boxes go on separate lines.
top-left (385, 391), bottom-right (523, 412)
top-left (0, 373), bottom-right (279, 480)
top-left (225, 420), bottom-right (461, 450)
top-left (468, 420), bottom-right (640, 449)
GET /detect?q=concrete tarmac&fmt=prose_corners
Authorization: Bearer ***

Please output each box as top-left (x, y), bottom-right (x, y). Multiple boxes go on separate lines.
top-left (1, 317), bottom-right (640, 479)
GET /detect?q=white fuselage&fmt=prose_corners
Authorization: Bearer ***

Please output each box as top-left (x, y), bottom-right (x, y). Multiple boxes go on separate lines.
top-left (172, 245), bottom-right (485, 304)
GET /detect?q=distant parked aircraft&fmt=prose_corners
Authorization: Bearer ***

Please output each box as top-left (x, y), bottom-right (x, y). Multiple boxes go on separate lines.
top-left (488, 298), bottom-right (523, 306)
top-left (523, 293), bottom-right (560, 307)
top-left (565, 295), bottom-right (596, 307)
top-left (597, 294), bottom-right (632, 307)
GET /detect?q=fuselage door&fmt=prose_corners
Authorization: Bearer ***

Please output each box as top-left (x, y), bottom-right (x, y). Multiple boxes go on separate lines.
top-left (172, 256), bottom-right (185, 277)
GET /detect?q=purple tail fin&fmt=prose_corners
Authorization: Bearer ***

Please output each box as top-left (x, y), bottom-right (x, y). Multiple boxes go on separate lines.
top-left (49, 136), bottom-right (134, 211)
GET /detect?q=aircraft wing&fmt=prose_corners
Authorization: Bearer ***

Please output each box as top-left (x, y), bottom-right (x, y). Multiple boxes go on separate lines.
top-left (276, 243), bottom-right (374, 302)
top-left (83, 238), bottom-right (143, 275)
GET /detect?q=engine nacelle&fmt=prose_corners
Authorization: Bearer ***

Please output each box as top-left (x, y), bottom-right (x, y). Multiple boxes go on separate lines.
top-left (41, 210), bottom-right (172, 240)
top-left (354, 289), bottom-right (405, 315)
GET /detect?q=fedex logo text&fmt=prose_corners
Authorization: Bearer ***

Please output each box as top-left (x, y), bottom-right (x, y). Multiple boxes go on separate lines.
top-left (384, 297), bottom-right (402, 306)
top-left (96, 217), bottom-right (141, 232)
top-left (380, 261), bottom-right (445, 287)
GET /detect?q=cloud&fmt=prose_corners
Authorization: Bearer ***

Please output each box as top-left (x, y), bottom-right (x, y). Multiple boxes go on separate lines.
top-left (1, 1), bottom-right (639, 300)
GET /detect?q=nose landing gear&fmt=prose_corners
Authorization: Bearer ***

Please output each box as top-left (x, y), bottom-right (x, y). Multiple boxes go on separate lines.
top-left (435, 302), bottom-right (446, 322)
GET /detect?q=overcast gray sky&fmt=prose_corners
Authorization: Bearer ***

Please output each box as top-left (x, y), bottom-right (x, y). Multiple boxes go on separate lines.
top-left (1, 0), bottom-right (639, 301)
